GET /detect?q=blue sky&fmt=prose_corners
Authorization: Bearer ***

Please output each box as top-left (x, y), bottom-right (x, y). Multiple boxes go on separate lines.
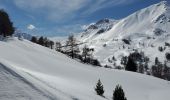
top-left (0, 0), bottom-right (161, 37)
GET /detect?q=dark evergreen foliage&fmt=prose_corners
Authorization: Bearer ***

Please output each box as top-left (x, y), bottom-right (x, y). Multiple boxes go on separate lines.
top-left (95, 79), bottom-right (104, 96)
top-left (158, 46), bottom-right (164, 52)
top-left (155, 57), bottom-right (159, 65)
top-left (49, 41), bottom-right (54, 49)
top-left (82, 45), bottom-right (91, 63)
top-left (0, 9), bottom-right (15, 37)
top-left (38, 36), bottom-right (45, 46)
top-left (125, 56), bottom-right (137, 72)
top-left (122, 39), bottom-right (130, 45)
top-left (31, 36), bottom-right (38, 43)
top-left (92, 59), bottom-right (101, 66)
top-left (151, 63), bottom-right (164, 79)
top-left (165, 53), bottom-right (170, 61)
top-left (113, 85), bottom-right (127, 100)
top-left (56, 42), bottom-right (62, 52)
top-left (121, 56), bottom-right (128, 66)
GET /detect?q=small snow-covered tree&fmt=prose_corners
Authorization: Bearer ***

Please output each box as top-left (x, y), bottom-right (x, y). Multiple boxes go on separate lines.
top-left (113, 85), bottom-right (127, 100)
top-left (95, 79), bottom-right (104, 96)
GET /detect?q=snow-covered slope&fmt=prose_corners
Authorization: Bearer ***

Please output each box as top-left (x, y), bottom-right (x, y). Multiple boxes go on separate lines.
top-left (78, 1), bottom-right (170, 67)
top-left (0, 37), bottom-right (170, 100)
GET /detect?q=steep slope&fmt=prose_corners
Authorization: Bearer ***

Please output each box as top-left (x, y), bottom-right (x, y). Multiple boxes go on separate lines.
top-left (78, 1), bottom-right (170, 67)
top-left (0, 38), bottom-right (170, 100)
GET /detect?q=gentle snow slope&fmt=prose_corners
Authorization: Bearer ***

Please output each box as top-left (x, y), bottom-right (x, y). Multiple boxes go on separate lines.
top-left (0, 38), bottom-right (170, 100)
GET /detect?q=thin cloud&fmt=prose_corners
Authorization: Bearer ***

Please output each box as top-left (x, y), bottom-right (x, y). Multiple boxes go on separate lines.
top-left (13, 0), bottom-right (136, 22)
top-left (13, 0), bottom-right (88, 21)
top-left (27, 24), bottom-right (36, 30)
top-left (82, 0), bottom-right (137, 15)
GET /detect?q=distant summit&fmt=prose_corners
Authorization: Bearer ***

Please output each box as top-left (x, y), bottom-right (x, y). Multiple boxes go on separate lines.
top-left (78, 1), bottom-right (170, 67)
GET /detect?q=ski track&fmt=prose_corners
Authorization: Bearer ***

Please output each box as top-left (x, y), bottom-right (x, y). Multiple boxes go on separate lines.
top-left (0, 63), bottom-right (57, 100)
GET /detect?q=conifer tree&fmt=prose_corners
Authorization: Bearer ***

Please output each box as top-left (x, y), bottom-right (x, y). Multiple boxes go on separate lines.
top-left (0, 9), bottom-right (15, 37)
top-left (38, 36), bottom-right (44, 46)
top-left (66, 35), bottom-right (79, 58)
top-left (82, 45), bottom-right (91, 63)
top-left (49, 41), bottom-right (54, 49)
top-left (31, 36), bottom-right (37, 43)
top-left (113, 85), bottom-right (127, 100)
top-left (56, 42), bottom-right (62, 52)
top-left (95, 79), bottom-right (104, 96)
top-left (125, 56), bottom-right (137, 72)
top-left (155, 57), bottom-right (159, 65)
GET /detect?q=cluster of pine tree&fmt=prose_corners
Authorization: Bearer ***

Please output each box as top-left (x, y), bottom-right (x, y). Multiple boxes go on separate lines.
top-left (0, 9), bottom-right (14, 37)
top-left (55, 35), bottom-right (101, 66)
top-left (151, 57), bottom-right (170, 80)
top-left (31, 36), bottom-right (54, 49)
top-left (123, 51), bottom-right (149, 73)
top-left (120, 50), bottom-right (170, 81)
top-left (95, 79), bottom-right (127, 100)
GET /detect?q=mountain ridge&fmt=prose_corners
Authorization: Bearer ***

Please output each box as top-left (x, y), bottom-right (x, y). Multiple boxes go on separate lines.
top-left (78, 1), bottom-right (170, 67)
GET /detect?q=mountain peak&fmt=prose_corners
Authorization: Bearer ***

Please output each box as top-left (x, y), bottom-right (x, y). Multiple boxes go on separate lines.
top-left (157, 0), bottom-right (170, 9)
top-left (78, 1), bottom-right (170, 67)
top-left (96, 18), bottom-right (112, 25)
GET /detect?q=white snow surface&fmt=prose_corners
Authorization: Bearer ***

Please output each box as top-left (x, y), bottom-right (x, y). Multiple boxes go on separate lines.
top-left (0, 1), bottom-right (170, 100)
top-left (0, 37), bottom-right (170, 100)
top-left (77, 1), bottom-right (170, 67)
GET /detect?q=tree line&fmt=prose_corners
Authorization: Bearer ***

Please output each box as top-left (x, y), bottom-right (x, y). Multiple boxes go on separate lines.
top-left (31, 35), bottom-right (101, 67)
top-left (120, 51), bottom-right (170, 81)
top-left (31, 36), bottom-right (54, 49)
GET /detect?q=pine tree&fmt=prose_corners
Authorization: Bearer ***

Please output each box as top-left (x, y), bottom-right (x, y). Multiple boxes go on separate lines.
top-left (155, 57), bottom-right (159, 65)
top-left (113, 85), bottom-right (127, 100)
top-left (56, 42), bottom-right (62, 52)
top-left (0, 9), bottom-right (15, 37)
top-left (31, 36), bottom-right (37, 43)
top-left (38, 36), bottom-right (44, 46)
top-left (95, 79), bottom-right (104, 96)
top-left (65, 35), bottom-right (80, 58)
top-left (49, 41), bottom-right (54, 49)
top-left (125, 56), bottom-right (137, 72)
top-left (82, 45), bottom-right (91, 63)
top-left (43, 37), bottom-right (49, 47)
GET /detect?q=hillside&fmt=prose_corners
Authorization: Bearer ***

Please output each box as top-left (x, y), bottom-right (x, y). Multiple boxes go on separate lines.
top-left (0, 37), bottom-right (170, 100)
top-left (77, 1), bottom-right (170, 67)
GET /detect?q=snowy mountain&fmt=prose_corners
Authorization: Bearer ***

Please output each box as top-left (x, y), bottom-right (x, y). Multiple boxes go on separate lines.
top-left (14, 30), bottom-right (33, 40)
top-left (78, 1), bottom-right (170, 67)
top-left (80, 18), bottom-right (119, 41)
top-left (0, 37), bottom-right (170, 100)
